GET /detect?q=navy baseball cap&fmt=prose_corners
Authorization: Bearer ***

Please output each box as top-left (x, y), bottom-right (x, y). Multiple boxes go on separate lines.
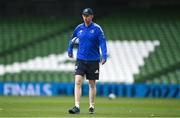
top-left (82, 8), bottom-right (93, 15)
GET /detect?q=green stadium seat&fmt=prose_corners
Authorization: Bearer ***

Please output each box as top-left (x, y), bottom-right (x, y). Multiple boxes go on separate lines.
top-left (0, 11), bottom-right (180, 84)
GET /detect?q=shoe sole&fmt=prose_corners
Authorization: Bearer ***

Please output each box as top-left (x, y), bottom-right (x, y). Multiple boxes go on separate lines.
top-left (69, 110), bottom-right (80, 114)
top-left (89, 111), bottom-right (95, 114)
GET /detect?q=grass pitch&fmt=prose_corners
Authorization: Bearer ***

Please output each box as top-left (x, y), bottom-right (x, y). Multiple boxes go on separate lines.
top-left (0, 96), bottom-right (180, 117)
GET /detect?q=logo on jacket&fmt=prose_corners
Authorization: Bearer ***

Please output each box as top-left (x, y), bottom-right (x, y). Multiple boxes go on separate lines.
top-left (90, 29), bottom-right (94, 33)
top-left (79, 30), bottom-right (83, 34)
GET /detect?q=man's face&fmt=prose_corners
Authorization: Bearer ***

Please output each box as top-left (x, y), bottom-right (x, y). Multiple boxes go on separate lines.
top-left (82, 14), bottom-right (93, 24)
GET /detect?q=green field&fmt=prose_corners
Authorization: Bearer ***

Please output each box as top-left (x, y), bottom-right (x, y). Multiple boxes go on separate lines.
top-left (0, 96), bottom-right (180, 117)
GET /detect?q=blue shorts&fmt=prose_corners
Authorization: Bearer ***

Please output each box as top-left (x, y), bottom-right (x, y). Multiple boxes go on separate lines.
top-left (75, 59), bottom-right (99, 80)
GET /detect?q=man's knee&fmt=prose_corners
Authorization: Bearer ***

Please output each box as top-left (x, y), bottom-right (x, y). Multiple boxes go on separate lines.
top-left (75, 80), bottom-right (82, 86)
top-left (89, 80), bottom-right (96, 89)
top-left (75, 76), bottom-right (83, 87)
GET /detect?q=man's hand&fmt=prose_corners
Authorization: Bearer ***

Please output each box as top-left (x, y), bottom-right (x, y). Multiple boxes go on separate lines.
top-left (68, 53), bottom-right (73, 58)
top-left (101, 59), bottom-right (106, 65)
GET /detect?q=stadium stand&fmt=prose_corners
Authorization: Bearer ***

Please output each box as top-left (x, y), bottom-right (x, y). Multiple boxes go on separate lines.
top-left (0, 9), bottom-right (180, 84)
top-left (95, 9), bottom-right (180, 84)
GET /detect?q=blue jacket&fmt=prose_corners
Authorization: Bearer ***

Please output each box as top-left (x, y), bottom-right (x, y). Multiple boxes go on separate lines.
top-left (68, 22), bottom-right (107, 61)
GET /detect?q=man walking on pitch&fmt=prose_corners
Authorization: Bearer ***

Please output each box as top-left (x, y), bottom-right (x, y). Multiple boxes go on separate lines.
top-left (68, 8), bottom-right (107, 114)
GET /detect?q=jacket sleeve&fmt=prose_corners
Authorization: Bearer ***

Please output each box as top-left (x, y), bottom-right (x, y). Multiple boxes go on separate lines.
top-left (98, 27), bottom-right (107, 60)
top-left (68, 27), bottom-right (78, 55)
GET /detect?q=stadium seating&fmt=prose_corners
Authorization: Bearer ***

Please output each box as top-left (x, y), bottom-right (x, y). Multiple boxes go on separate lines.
top-left (0, 17), bottom-right (75, 64)
top-left (97, 10), bottom-right (180, 84)
top-left (0, 9), bottom-right (180, 84)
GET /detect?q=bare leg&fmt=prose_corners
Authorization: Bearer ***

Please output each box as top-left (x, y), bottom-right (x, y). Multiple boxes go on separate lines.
top-left (74, 75), bottom-right (83, 108)
top-left (89, 80), bottom-right (96, 108)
